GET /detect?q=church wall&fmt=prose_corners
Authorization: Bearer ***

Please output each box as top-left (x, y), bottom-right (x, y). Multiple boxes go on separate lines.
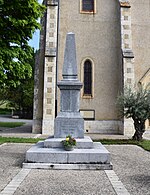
top-left (130, 0), bottom-right (150, 84)
top-left (57, 0), bottom-right (122, 125)
top-left (33, 0), bottom-right (150, 135)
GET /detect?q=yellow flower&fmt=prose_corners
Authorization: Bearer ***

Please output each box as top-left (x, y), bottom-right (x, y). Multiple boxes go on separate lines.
top-left (66, 137), bottom-right (69, 141)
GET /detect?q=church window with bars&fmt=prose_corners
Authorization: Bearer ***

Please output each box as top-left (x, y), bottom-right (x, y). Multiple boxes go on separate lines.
top-left (83, 59), bottom-right (92, 96)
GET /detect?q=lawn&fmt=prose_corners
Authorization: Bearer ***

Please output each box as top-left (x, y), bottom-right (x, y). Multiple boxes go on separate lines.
top-left (0, 137), bottom-right (149, 152)
top-left (95, 139), bottom-right (150, 152)
top-left (0, 137), bottom-right (42, 144)
top-left (0, 122), bottom-right (25, 128)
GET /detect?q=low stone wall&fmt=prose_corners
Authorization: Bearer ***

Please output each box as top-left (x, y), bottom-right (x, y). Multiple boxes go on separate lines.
top-left (84, 120), bottom-right (123, 135)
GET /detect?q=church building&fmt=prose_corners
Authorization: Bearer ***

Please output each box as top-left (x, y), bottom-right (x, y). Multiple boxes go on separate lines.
top-left (33, 0), bottom-right (150, 136)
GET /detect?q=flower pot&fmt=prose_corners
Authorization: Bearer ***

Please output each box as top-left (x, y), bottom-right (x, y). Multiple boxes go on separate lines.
top-left (64, 145), bottom-right (74, 151)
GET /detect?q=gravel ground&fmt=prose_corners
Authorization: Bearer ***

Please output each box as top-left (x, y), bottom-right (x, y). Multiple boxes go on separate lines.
top-left (14, 170), bottom-right (115, 195)
top-left (0, 143), bottom-right (31, 191)
top-left (0, 144), bottom-right (150, 195)
top-left (106, 145), bottom-right (150, 195)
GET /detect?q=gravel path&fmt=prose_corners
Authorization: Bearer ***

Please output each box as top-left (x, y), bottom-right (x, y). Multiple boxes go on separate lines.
top-left (0, 144), bottom-right (149, 195)
top-left (0, 143), bottom-right (31, 191)
top-left (14, 170), bottom-right (115, 195)
top-left (106, 145), bottom-right (150, 195)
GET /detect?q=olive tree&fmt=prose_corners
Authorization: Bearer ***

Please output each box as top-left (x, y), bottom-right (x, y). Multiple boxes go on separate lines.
top-left (117, 84), bottom-right (150, 141)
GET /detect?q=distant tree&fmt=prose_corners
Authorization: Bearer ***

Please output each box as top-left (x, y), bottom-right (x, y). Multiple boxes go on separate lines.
top-left (0, 49), bottom-right (35, 118)
top-left (117, 84), bottom-right (150, 141)
top-left (7, 78), bottom-right (34, 118)
top-left (0, 0), bottom-right (45, 88)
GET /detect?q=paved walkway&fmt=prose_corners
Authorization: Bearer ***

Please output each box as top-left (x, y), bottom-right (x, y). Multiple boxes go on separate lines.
top-left (0, 115), bottom-right (36, 138)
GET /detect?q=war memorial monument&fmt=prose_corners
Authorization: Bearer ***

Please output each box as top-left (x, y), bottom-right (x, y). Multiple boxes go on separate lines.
top-left (24, 33), bottom-right (112, 170)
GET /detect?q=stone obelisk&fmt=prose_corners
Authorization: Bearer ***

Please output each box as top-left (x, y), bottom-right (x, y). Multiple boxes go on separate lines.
top-left (54, 32), bottom-right (84, 138)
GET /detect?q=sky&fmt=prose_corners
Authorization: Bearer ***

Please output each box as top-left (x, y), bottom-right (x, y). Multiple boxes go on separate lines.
top-left (28, 30), bottom-right (40, 50)
top-left (28, 0), bottom-right (43, 50)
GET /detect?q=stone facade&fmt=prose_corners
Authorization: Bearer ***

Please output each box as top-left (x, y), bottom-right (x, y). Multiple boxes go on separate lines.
top-left (120, 0), bottom-right (135, 135)
top-left (33, 0), bottom-right (150, 135)
top-left (33, 0), bottom-right (58, 135)
top-left (42, 0), bottom-right (58, 134)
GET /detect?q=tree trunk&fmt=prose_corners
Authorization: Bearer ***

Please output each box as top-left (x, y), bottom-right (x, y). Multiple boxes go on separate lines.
top-left (132, 119), bottom-right (145, 141)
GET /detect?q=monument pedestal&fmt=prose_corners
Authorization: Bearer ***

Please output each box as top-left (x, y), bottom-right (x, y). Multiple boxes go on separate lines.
top-left (23, 136), bottom-right (112, 170)
top-left (54, 113), bottom-right (84, 138)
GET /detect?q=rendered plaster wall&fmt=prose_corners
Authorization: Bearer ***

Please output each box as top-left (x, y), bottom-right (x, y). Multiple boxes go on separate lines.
top-left (130, 0), bottom-right (150, 84)
top-left (57, 0), bottom-right (122, 121)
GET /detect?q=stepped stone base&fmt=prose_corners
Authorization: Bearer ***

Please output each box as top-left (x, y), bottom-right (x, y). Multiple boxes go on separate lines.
top-left (25, 136), bottom-right (112, 170)
top-left (44, 136), bottom-right (93, 149)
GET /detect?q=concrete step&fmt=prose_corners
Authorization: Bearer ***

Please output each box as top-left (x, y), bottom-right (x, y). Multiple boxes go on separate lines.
top-left (23, 162), bottom-right (113, 170)
top-left (44, 136), bottom-right (93, 149)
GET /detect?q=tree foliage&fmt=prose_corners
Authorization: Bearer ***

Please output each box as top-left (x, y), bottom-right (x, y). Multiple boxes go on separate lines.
top-left (117, 84), bottom-right (150, 141)
top-left (0, 50), bottom-right (35, 118)
top-left (0, 0), bottom-right (45, 87)
top-left (7, 78), bottom-right (34, 118)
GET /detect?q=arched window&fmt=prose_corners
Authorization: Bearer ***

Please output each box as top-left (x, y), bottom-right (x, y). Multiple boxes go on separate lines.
top-left (81, 0), bottom-right (95, 13)
top-left (84, 60), bottom-right (92, 95)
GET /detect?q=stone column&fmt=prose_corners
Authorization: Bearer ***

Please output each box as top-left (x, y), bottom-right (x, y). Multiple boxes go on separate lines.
top-left (54, 33), bottom-right (84, 138)
top-left (42, 0), bottom-right (58, 135)
top-left (120, 0), bottom-right (135, 135)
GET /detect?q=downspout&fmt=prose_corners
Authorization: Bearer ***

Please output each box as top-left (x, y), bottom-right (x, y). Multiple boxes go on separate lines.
top-left (55, 0), bottom-right (60, 117)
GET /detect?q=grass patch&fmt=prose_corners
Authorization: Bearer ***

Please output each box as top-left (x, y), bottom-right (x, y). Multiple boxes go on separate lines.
top-left (0, 137), bottom-right (43, 144)
top-left (138, 140), bottom-right (150, 151)
top-left (0, 122), bottom-right (25, 128)
top-left (0, 137), bottom-right (149, 152)
top-left (94, 139), bottom-right (150, 152)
